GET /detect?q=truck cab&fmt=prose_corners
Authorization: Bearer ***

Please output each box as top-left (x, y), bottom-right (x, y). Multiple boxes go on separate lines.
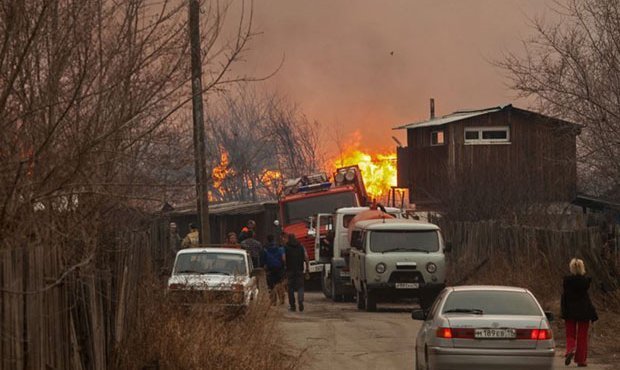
top-left (278, 167), bottom-right (366, 277)
top-left (312, 207), bottom-right (403, 301)
top-left (348, 219), bottom-right (448, 311)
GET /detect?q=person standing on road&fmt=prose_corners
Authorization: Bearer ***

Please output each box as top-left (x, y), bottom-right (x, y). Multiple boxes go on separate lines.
top-left (562, 258), bottom-right (598, 367)
top-left (262, 234), bottom-right (286, 305)
top-left (224, 232), bottom-right (241, 248)
top-left (283, 233), bottom-right (309, 312)
top-left (241, 234), bottom-right (262, 268)
top-left (181, 223), bottom-right (199, 248)
top-left (168, 222), bottom-right (182, 264)
top-left (239, 220), bottom-right (256, 242)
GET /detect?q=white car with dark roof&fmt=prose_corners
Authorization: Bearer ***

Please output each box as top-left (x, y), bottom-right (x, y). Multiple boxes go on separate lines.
top-left (167, 248), bottom-right (259, 307)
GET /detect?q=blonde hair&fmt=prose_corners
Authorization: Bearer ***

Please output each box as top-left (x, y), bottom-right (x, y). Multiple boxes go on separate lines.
top-left (569, 258), bottom-right (586, 275)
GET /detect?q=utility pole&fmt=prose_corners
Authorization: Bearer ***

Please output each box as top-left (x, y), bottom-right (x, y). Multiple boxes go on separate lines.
top-left (189, 0), bottom-right (210, 244)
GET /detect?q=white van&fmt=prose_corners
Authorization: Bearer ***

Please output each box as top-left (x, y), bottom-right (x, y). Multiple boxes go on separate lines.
top-left (348, 219), bottom-right (449, 311)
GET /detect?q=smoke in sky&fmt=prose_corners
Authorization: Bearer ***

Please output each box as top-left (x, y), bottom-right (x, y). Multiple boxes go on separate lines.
top-left (236, 0), bottom-right (557, 154)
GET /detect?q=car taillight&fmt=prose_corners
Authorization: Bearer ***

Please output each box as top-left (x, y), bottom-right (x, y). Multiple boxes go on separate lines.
top-left (530, 329), bottom-right (552, 340)
top-left (436, 327), bottom-right (475, 339)
top-left (436, 327), bottom-right (453, 338)
top-left (516, 329), bottom-right (553, 340)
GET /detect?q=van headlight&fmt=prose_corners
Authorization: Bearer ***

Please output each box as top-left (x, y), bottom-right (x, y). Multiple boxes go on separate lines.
top-left (426, 262), bottom-right (437, 273)
top-left (375, 263), bottom-right (386, 274)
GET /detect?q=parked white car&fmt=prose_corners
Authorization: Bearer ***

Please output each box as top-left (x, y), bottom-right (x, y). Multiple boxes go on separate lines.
top-left (167, 248), bottom-right (259, 307)
top-left (412, 285), bottom-right (555, 370)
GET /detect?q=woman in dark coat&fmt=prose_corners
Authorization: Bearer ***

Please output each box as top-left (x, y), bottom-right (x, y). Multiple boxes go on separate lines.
top-left (561, 258), bottom-right (598, 367)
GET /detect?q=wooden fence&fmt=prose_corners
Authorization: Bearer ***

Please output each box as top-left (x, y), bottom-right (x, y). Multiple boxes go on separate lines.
top-left (0, 224), bottom-right (159, 370)
top-left (438, 220), bottom-right (618, 290)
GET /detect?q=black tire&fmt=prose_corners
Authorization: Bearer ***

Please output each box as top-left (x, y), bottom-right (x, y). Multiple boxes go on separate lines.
top-left (356, 288), bottom-right (365, 310)
top-left (321, 269), bottom-right (332, 299)
top-left (331, 271), bottom-right (343, 302)
top-left (364, 287), bottom-right (377, 312)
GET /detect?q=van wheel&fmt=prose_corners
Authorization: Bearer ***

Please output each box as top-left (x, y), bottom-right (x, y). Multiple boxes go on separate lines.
top-left (364, 288), bottom-right (377, 312)
top-left (356, 289), bottom-right (365, 310)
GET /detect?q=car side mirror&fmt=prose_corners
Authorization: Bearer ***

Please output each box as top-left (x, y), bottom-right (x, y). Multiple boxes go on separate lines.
top-left (411, 309), bottom-right (427, 321)
top-left (444, 242), bottom-right (453, 253)
top-left (545, 311), bottom-right (555, 322)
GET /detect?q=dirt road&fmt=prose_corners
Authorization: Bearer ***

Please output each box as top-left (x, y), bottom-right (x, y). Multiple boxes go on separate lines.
top-left (278, 292), bottom-right (611, 370)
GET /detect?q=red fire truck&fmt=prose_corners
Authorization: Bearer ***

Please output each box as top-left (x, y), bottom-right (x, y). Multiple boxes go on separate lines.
top-left (278, 166), bottom-right (368, 276)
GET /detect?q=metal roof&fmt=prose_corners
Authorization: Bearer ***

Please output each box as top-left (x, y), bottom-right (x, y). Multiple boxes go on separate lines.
top-left (393, 104), bottom-right (512, 130)
top-left (169, 200), bottom-right (278, 216)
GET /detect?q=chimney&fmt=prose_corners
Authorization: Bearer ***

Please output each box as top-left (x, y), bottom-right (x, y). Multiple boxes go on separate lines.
top-left (430, 98), bottom-right (435, 119)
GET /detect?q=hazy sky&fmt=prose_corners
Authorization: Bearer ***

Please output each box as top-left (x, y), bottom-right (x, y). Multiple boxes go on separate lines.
top-left (239, 0), bottom-right (557, 154)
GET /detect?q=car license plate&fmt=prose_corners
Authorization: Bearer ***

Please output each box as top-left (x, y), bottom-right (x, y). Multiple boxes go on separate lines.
top-left (339, 271), bottom-right (350, 277)
top-left (395, 283), bottom-right (419, 289)
top-left (309, 264), bottom-right (323, 273)
top-left (474, 328), bottom-right (516, 339)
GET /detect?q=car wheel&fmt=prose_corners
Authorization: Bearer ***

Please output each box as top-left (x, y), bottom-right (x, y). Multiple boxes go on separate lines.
top-left (321, 268), bottom-right (332, 299)
top-left (364, 288), bottom-right (377, 312)
top-left (356, 289), bottom-right (365, 310)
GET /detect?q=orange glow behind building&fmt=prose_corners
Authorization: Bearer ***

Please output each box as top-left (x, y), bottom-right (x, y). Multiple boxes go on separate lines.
top-left (332, 148), bottom-right (397, 201)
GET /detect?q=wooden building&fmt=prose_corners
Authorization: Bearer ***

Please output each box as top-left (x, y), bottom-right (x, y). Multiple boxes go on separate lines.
top-left (395, 104), bottom-right (580, 213)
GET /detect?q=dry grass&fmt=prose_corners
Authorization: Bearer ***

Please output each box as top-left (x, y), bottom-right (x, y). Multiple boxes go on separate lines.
top-left (113, 279), bottom-right (299, 370)
top-left (449, 256), bottom-right (620, 362)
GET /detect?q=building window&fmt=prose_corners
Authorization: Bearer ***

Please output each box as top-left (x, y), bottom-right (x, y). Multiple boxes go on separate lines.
top-left (464, 126), bottom-right (510, 144)
top-left (431, 130), bottom-right (445, 146)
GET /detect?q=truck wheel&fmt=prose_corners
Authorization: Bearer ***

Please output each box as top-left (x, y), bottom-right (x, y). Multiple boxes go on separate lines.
top-left (331, 274), bottom-right (343, 302)
top-left (356, 289), bottom-right (365, 310)
top-left (364, 288), bottom-right (377, 312)
top-left (321, 269), bottom-right (332, 299)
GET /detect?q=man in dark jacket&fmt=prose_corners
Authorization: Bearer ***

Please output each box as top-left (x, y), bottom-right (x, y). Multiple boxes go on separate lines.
top-left (561, 258), bottom-right (598, 367)
top-left (283, 233), bottom-right (309, 312)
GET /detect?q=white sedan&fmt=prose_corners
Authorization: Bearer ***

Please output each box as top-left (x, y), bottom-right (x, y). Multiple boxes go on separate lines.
top-left (167, 248), bottom-right (259, 307)
top-left (412, 285), bottom-right (555, 370)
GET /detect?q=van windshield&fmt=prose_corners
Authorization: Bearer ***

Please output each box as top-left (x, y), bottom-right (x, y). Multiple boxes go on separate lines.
top-left (369, 230), bottom-right (439, 253)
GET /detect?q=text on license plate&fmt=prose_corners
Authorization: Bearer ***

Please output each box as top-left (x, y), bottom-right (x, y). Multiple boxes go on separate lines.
top-left (395, 283), bottom-right (419, 289)
top-left (474, 328), bottom-right (516, 339)
top-left (339, 271), bottom-right (350, 277)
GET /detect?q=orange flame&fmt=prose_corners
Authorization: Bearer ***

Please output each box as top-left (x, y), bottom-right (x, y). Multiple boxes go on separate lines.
top-left (212, 149), bottom-right (233, 189)
top-left (332, 148), bottom-right (397, 201)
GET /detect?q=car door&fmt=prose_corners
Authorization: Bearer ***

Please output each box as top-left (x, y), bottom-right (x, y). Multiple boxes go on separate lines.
top-left (314, 213), bottom-right (333, 263)
top-left (417, 291), bottom-right (445, 369)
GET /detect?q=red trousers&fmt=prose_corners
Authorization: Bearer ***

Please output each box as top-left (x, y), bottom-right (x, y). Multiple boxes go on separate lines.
top-left (565, 320), bottom-right (590, 365)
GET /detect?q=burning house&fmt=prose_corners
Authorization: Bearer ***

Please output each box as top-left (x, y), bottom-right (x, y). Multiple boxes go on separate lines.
top-left (394, 102), bottom-right (581, 215)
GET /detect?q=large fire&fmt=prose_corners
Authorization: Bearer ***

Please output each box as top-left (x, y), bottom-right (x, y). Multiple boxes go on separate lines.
top-left (332, 149), bottom-right (397, 201)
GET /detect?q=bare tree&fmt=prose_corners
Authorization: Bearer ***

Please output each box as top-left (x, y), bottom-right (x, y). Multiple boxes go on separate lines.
top-left (206, 87), bottom-right (321, 202)
top-left (499, 0), bottom-right (620, 199)
top-left (0, 0), bottom-right (255, 366)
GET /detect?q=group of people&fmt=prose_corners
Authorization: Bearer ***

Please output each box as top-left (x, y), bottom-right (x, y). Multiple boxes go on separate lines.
top-left (168, 219), bottom-right (310, 312)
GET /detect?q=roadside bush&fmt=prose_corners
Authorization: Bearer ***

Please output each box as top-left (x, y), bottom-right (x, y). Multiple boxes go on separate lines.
top-left (113, 280), bottom-right (298, 370)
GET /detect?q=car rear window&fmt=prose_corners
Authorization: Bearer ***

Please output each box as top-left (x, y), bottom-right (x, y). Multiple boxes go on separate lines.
top-left (442, 290), bottom-right (542, 316)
